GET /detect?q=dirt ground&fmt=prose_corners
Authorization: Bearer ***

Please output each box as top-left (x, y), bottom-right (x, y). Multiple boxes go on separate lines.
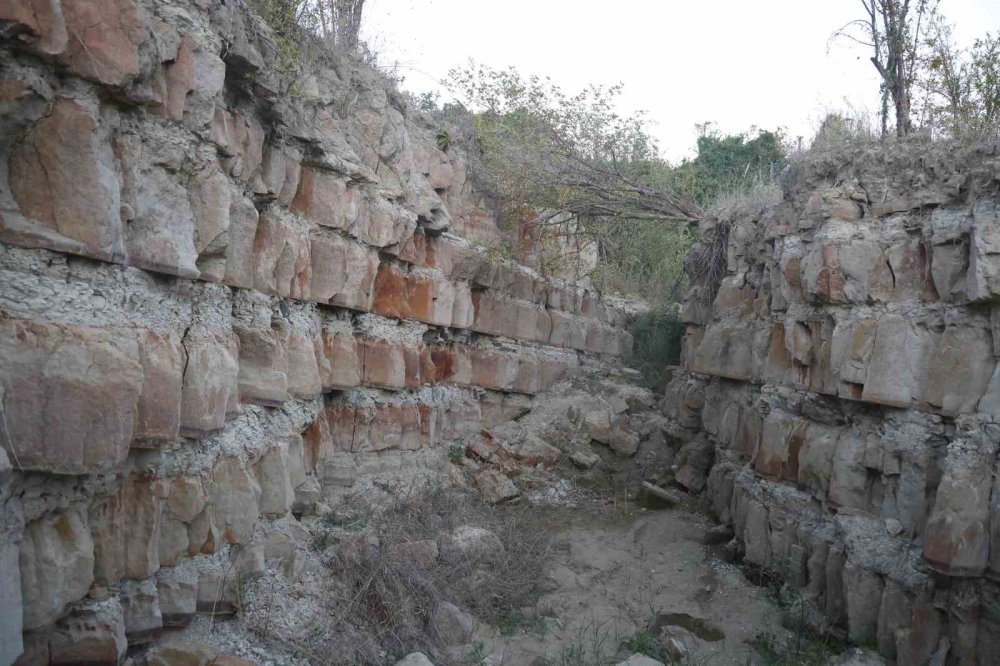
top-left (462, 503), bottom-right (785, 666)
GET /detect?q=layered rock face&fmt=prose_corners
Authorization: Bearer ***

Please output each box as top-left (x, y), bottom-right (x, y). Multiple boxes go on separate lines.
top-left (664, 143), bottom-right (1000, 664)
top-left (0, 2), bottom-right (632, 663)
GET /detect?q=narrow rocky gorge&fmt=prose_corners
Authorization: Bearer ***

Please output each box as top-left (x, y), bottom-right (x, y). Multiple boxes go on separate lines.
top-left (2, 1), bottom-right (999, 666)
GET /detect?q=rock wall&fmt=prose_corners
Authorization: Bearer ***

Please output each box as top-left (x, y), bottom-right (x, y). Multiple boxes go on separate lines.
top-left (0, 2), bottom-right (633, 664)
top-left (664, 141), bottom-right (1000, 665)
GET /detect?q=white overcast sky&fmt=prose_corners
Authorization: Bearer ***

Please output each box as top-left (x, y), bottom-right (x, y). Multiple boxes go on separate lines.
top-left (361, 0), bottom-right (1000, 161)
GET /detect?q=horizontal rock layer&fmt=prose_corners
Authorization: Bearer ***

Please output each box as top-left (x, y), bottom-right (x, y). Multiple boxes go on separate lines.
top-left (667, 142), bottom-right (1000, 665)
top-left (0, 1), bottom-right (634, 664)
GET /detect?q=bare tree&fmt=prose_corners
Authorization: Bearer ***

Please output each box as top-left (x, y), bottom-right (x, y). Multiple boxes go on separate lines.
top-left (837, 0), bottom-right (939, 136)
top-left (313, 0), bottom-right (366, 51)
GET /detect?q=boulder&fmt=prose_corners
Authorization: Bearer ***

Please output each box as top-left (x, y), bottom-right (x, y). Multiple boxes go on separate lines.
top-left (395, 654), bottom-right (435, 666)
top-left (441, 526), bottom-right (501, 559)
top-left (430, 601), bottom-right (475, 645)
top-left (474, 469), bottom-right (519, 504)
top-left (615, 655), bottom-right (665, 666)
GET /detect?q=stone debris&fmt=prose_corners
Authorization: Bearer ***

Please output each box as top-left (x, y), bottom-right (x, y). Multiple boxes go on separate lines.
top-left (615, 654), bottom-right (665, 666)
top-left (568, 448), bottom-right (601, 469)
top-left (395, 654), bottom-right (435, 666)
top-left (429, 601), bottom-right (476, 646)
top-left (473, 470), bottom-right (520, 504)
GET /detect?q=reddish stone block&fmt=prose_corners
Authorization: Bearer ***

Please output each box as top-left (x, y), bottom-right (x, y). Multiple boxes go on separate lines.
top-left (360, 337), bottom-right (407, 390)
top-left (252, 209), bottom-right (311, 299)
top-left (7, 98), bottom-right (125, 261)
top-left (318, 328), bottom-right (362, 390)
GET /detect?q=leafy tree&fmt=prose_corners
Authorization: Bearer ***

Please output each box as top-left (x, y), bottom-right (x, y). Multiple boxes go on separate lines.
top-left (925, 20), bottom-right (1000, 138)
top-left (667, 123), bottom-right (785, 206)
top-left (447, 63), bottom-right (700, 231)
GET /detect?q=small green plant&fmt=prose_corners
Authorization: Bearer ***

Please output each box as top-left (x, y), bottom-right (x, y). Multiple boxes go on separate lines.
top-left (447, 441), bottom-right (466, 463)
top-left (497, 611), bottom-right (548, 638)
top-left (623, 304), bottom-right (684, 391)
top-left (464, 640), bottom-right (489, 664)
top-left (751, 628), bottom-right (847, 666)
top-left (436, 129), bottom-right (451, 152)
top-left (618, 628), bottom-right (664, 661)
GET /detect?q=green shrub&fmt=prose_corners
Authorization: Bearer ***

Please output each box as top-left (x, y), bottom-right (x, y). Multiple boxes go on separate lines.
top-left (623, 305), bottom-right (684, 391)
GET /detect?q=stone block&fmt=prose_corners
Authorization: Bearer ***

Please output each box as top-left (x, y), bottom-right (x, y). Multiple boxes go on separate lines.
top-left (252, 208), bottom-right (311, 299)
top-left (309, 231), bottom-right (379, 311)
top-left (0, 319), bottom-right (142, 473)
top-left (5, 97), bottom-right (125, 261)
top-left (156, 566), bottom-right (198, 628)
top-left (923, 433), bottom-right (996, 576)
top-left (20, 507), bottom-right (94, 631)
top-left (210, 457), bottom-right (261, 545)
top-left (48, 597), bottom-right (127, 666)
top-left (256, 445), bottom-right (294, 519)
top-left (90, 478), bottom-right (166, 585)
top-left (319, 327), bottom-right (363, 390)
top-left (180, 329), bottom-right (239, 439)
top-left (119, 578), bottom-right (162, 644)
top-left (134, 331), bottom-right (185, 448)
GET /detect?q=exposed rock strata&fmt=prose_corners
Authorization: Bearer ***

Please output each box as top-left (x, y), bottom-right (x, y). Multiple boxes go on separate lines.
top-left (665, 142), bottom-right (1000, 665)
top-left (0, 2), bottom-right (633, 663)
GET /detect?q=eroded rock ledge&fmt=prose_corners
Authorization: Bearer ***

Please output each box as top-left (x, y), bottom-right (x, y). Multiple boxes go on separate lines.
top-left (664, 141), bottom-right (1000, 665)
top-left (0, 1), bottom-right (634, 663)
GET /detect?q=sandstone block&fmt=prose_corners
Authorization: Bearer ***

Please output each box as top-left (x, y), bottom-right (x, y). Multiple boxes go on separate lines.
top-left (860, 317), bottom-right (937, 409)
top-left (60, 0), bottom-right (144, 86)
top-left (180, 329), bottom-right (239, 438)
top-left (253, 208), bottom-right (311, 299)
top-left (968, 199), bottom-right (1000, 302)
top-left (48, 597), bottom-right (127, 666)
top-left (135, 331), bottom-right (185, 448)
top-left (156, 566), bottom-right (198, 628)
top-left (360, 337), bottom-right (408, 390)
top-left (474, 469), bottom-right (518, 503)
top-left (256, 445), bottom-right (294, 519)
top-left (90, 479), bottom-right (165, 585)
top-left (0, 0), bottom-right (69, 55)
top-left (210, 457), bottom-right (261, 545)
top-left (319, 328), bottom-right (363, 390)
top-left (222, 194), bottom-right (260, 289)
top-left (6, 97), bottom-right (125, 261)
top-left (20, 507), bottom-right (94, 631)
top-left (188, 163), bottom-right (232, 282)
top-left (0, 528), bottom-right (22, 666)
top-left (291, 168), bottom-right (360, 232)
top-left (843, 560), bottom-right (883, 644)
top-left (126, 164), bottom-right (201, 278)
top-left (373, 263), bottom-right (455, 326)
top-left (923, 434), bottom-right (996, 576)
top-left (119, 578), bottom-right (162, 644)
top-left (0, 319), bottom-right (142, 473)
top-left (235, 322), bottom-right (288, 407)
top-left (309, 231), bottom-right (379, 311)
